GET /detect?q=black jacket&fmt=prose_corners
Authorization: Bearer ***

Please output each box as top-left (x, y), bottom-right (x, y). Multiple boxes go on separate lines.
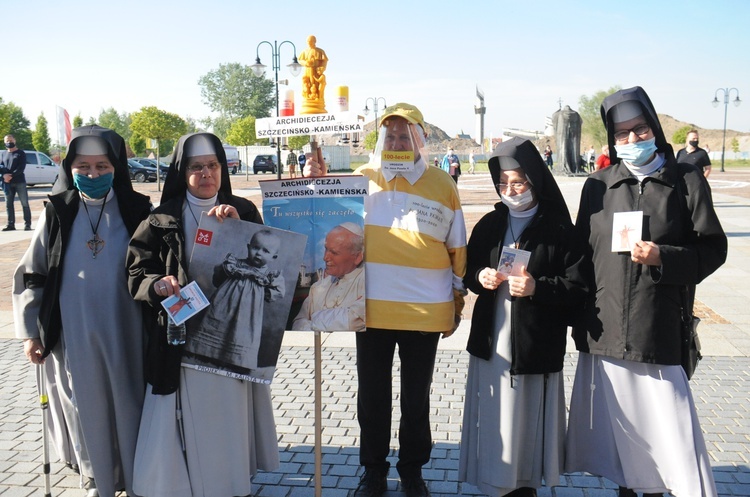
top-left (1, 149), bottom-right (26, 183)
top-left (465, 202), bottom-right (587, 373)
top-left (573, 158), bottom-right (726, 364)
top-left (127, 192), bottom-right (262, 394)
top-left (465, 136), bottom-right (587, 374)
top-left (573, 86), bottom-right (728, 365)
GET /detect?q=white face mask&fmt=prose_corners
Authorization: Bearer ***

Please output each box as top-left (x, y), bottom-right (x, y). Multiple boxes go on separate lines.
top-left (501, 188), bottom-right (535, 211)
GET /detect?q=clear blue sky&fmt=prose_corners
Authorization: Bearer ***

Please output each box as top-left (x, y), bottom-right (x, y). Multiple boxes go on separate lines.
top-left (6, 0), bottom-right (749, 143)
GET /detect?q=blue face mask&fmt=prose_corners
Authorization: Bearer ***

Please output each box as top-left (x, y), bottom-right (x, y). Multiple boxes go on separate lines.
top-left (73, 173), bottom-right (114, 199)
top-left (615, 137), bottom-right (658, 166)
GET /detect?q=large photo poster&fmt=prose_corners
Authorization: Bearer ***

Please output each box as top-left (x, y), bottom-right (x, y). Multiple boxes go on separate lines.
top-left (183, 214), bottom-right (306, 384)
top-left (260, 175), bottom-right (368, 332)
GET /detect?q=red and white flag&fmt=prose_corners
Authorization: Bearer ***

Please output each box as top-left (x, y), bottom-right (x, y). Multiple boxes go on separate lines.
top-left (56, 106), bottom-right (72, 146)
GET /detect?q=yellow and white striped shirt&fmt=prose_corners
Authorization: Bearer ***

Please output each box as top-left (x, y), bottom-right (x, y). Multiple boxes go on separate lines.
top-left (356, 161), bottom-right (467, 332)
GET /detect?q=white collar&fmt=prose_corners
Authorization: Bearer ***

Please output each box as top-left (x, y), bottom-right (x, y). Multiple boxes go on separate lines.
top-left (624, 153), bottom-right (665, 181)
top-left (186, 191), bottom-right (218, 207)
top-left (508, 203), bottom-right (539, 219)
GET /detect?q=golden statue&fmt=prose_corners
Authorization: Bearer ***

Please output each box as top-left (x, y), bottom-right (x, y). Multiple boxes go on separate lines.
top-left (299, 35), bottom-right (328, 114)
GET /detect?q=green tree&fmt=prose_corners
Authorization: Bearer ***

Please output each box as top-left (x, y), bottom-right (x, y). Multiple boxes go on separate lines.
top-left (578, 86), bottom-right (622, 147)
top-left (288, 135), bottom-right (310, 151)
top-left (130, 106), bottom-right (187, 159)
top-left (184, 117), bottom-right (201, 134)
top-left (202, 115), bottom-right (234, 141)
top-left (129, 133), bottom-right (147, 156)
top-left (0, 99), bottom-right (33, 149)
top-left (0, 97), bottom-right (9, 136)
top-left (73, 114), bottom-right (83, 128)
top-left (86, 116), bottom-right (97, 126)
top-left (198, 63), bottom-right (276, 120)
top-left (672, 125), bottom-right (692, 146)
top-left (98, 108), bottom-right (132, 141)
top-left (731, 137), bottom-right (740, 154)
top-left (363, 131), bottom-right (378, 151)
top-left (226, 115), bottom-right (259, 146)
top-left (32, 113), bottom-right (51, 154)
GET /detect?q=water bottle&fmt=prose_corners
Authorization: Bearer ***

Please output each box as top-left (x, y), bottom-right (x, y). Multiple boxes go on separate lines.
top-left (167, 317), bottom-right (186, 346)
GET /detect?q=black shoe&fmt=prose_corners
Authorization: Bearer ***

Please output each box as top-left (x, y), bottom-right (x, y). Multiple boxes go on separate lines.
top-left (354, 469), bottom-right (387, 497)
top-left (2, 225), bottom-right (15, 231)
top-left (619, 487), bottom-right (637, 497)
top-left (506, 488), bottom-right (537, 497)
top-left (401, 476), bottom-right (430, 497)
top-left (24, 225), bottom-right (32, 231)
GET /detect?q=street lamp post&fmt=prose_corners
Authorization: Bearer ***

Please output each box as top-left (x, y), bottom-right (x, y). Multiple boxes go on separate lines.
top-left (251, 40), bottom-right (302, 179)
top-left (712, 87), bottom-right (741, 173)
top-left (363, 97), bottom-right (387, 140)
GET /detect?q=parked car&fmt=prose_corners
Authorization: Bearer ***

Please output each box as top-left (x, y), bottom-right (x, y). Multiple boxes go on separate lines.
top-left (132, 158), bottom-right (169, 179)
top-left (224, 145), bottom-right (241, 174)
top-left (22, 150), bottom-right (59, 186)
top-left (253, 154), bottom-right (277, 174)
top-left (127, 159), bottom-right (158, 183)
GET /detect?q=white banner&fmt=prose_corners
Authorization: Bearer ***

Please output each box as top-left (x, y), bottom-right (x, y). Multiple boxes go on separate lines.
top-left (255, 112), bottom-right (363, 139)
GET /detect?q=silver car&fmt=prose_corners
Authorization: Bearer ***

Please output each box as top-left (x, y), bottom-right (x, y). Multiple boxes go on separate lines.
top-left (23, 150), bottom-right (60, 186)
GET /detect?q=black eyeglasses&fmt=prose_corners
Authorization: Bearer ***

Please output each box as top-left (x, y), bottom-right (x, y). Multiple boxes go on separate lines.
top-left (613, 123), bottom-right (650, 142)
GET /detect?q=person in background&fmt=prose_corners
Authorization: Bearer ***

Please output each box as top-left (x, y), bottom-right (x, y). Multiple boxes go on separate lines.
top-left (676, 129), bottom-right (712, 178)
top-left (543, 144), bottom-right (553, 169)
top-left (586, 144), bottom-right (596, 171)
top-left (287, 149), bottom-right (299, 178)
top-left (127, 132), bottom-right (279, 497)
top-left (304, 103), bottom-right (466, 497)
top-left (459, 137), bottom-right (586, 497)
top-left (1, 134), bottom-right (32, 231)
top-left (468, 151), bottom-right (476, 174)
top-left (565, 86), bottom-right (727, 497)
top-left (441, 147), bottom-right (461, 182)
top-left (13, 126), bottom-right (152, 497)
top-left (595, 144), bottom-right (611, 170)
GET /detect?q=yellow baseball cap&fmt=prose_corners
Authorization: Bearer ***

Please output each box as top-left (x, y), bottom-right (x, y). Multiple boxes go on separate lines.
top-left (379, 103), bottom-right (426, 135)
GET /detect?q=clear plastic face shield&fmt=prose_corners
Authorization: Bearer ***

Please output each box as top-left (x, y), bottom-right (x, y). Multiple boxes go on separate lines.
top-left (372, 116), bottom-right (427, 174)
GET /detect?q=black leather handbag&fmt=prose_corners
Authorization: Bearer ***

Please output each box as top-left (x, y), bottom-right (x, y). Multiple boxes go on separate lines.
top-left (680, 286), bottom-right (702, 380)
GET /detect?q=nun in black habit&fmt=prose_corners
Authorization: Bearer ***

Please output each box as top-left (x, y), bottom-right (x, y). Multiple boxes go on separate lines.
top-left (565, 87), bottom-right (726, 497)
top-left (13, 125), bottom-right (152, 497)
top-left (458, 137), bottom-right (587, 497)
top-left (126, 132), bottom-right (279, 497)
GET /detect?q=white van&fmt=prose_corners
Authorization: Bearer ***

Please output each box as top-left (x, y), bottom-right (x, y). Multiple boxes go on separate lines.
top-left (223, 145), bottom-right (241, 174)
top-left (23, 150), bottom-right (60, 186)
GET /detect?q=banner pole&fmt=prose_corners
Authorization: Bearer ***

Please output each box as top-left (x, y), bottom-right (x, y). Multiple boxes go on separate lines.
top-left (314, 331), bottom-right (322, 497)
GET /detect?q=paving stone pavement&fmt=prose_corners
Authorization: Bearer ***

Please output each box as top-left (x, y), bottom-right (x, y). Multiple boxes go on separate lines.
top-left (1, 172), bottom-right (750, 496)
top-left (2, 341), bottom-right (750, 497)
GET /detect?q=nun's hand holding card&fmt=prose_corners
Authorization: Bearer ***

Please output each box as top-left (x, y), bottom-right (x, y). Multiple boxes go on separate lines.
top-left (611, 211), bottom-right (643, 253)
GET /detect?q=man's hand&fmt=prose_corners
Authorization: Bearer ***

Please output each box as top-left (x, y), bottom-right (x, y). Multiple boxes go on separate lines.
top-left (303, 146), bottom-right (327, 177)
top-left (3, 173), bottom-right (11, 183)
